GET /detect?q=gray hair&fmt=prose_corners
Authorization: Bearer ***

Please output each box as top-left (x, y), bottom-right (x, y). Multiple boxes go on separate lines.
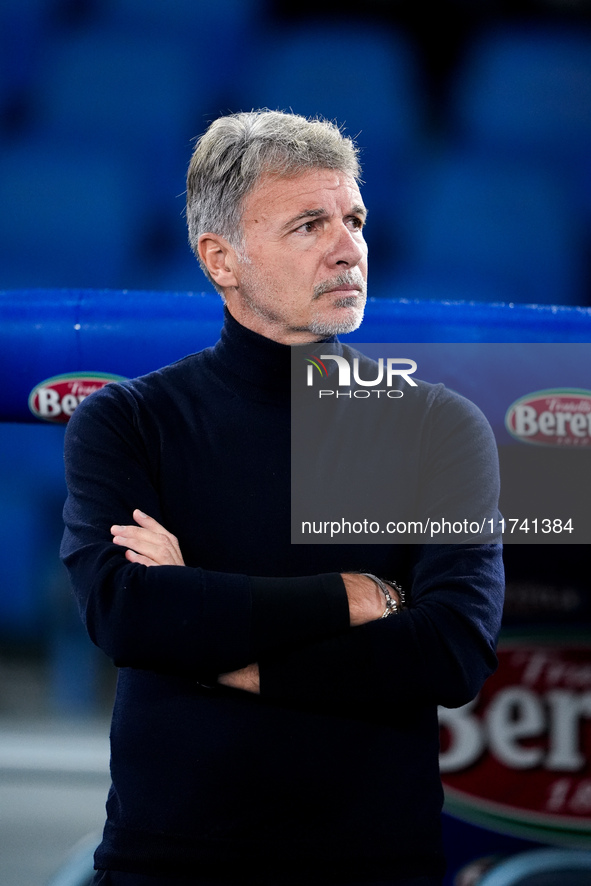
top-left (186, 110), bottom-right (361, 288)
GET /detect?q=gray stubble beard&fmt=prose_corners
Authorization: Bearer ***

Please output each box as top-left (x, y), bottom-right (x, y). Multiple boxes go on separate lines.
top-left (235, 260), bottom-right (368, 337)
top-left (307, 270), bottom-right (367, 336)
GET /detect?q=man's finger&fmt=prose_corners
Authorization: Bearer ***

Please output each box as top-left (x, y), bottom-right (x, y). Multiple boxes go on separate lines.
top-left (111, 526), bottom-right (159, 542)
top-left (110, 514), bottom-right (185, 567)
top-left (113, 533), bottom-right (168, 559)
top-left (113, 532), bottom-right (168, 566)
top-left (125, 549), bottom-right (159, 567)
top-left (132, 509), bottom-right (168, 533)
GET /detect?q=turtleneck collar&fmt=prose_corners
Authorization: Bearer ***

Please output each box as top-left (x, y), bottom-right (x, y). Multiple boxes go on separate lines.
top-left (208, 307), bottom-right (342, 402)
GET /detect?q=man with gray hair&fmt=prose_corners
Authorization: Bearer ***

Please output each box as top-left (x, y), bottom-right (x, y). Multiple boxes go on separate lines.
top-left (186, 110), bottom-right (369, 342)
top-left (61, 110), bottom-right (504, 886)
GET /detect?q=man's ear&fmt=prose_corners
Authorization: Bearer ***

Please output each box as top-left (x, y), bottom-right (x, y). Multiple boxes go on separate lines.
top-left (198, 234), bottom-right (239, 289)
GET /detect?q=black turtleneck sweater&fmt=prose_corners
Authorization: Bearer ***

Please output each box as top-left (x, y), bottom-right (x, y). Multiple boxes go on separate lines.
top-left (61, 310), bottom-right (504, 884)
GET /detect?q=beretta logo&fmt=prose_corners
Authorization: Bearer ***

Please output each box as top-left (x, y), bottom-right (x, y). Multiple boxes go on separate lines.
top-left (505, 389), bottom-right (591, 447)
top-left (29, 372), bottom-right (126, 423)
top-left (439, 638), bottom-right (591, 844)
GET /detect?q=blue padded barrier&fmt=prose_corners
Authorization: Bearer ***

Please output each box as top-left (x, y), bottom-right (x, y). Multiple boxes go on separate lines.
top-left (2, 289), bottom-right (591, 423)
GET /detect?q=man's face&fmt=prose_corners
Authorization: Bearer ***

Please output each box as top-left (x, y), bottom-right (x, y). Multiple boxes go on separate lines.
top-left (225, 168), bottom-right (368, 344)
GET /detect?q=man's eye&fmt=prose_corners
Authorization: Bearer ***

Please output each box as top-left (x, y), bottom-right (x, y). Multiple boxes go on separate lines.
top-left (348, 216), bottom-right (364, 230)
top-left (296, 220), bottom-right (317, 233)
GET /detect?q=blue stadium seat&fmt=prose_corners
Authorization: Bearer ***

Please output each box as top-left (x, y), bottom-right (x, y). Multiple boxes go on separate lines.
top-left (34, 30), bottom-right (201, 207)
top-left (0, 0), bottom-right (49, 128)
top-left (452, 24), bottom-right (591, 164)
top-left (82, 0), bottom-right (265, 133)
top-left (450, 24), bottom-right (591, 228)
top-left (100, 0), bottom-right (263, 48)
top-left (393, 150), bottom-right (586, 306)
top-left (101, 0), bottom-right (262, 39)
top-left (0, 140), bottom-right (137, 289)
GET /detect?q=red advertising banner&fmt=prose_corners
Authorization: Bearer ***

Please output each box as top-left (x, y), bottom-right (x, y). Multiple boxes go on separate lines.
top-left (440, 638), bottom-right (591, 844)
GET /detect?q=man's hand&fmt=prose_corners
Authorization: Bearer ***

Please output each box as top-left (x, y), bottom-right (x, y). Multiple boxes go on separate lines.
top-left (218, 663), bottom-right (260, 694)
top-left (342, 573), bottom-right (392, 626)
top-left (111, 510), bottom-right (185, 567)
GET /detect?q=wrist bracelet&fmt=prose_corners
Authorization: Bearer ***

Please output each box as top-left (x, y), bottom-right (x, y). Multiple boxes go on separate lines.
top-left (359, 573), bottom-right (405, 619)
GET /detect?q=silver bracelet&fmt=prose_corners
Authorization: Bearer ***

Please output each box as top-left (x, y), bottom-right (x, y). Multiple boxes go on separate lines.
top-left (360, 573), bottom-right (405, 619)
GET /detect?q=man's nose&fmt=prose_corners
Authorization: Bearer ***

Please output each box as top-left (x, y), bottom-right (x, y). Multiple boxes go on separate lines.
top-left (327, 223), bottom-right (366, 268)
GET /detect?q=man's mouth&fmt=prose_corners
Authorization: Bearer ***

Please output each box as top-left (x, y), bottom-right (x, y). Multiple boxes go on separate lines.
top-left (324, 284), bottom-right (360, 293)
top-left (313, 275), bottom-right (366, 300)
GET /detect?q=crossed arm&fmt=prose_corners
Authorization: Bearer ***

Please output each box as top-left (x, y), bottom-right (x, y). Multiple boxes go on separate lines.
top-left (62, 382), bottom-right (504, 714)
top-left (111, 509), bottom-right (390, 694)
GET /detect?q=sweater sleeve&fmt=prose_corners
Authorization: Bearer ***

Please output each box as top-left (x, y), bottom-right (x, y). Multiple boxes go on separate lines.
top-left (60, 384), bottom-right (349, 679)
top-left (258, 542), bottom-right (504, 713)
top-left (258, 386), bottom-right (505, 713)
